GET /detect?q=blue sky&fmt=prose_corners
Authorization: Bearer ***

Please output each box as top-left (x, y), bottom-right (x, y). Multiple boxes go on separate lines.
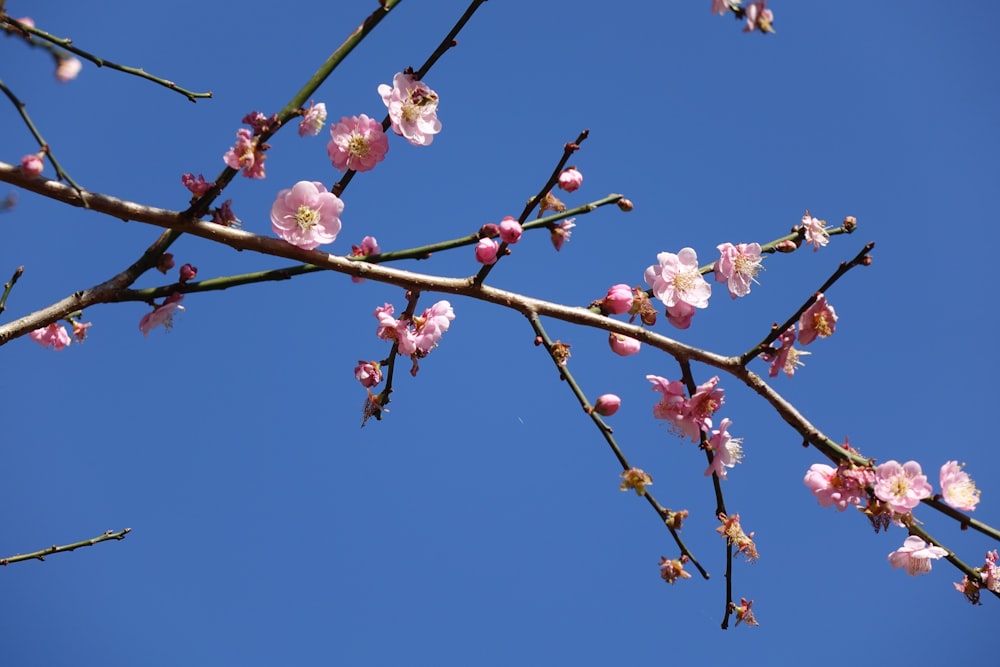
top-left (2, 1), bottom-right (998, 665)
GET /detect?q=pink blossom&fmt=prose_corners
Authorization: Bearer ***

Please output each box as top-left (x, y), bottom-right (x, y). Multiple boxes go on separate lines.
top-left (686, 376), bottom-right (724, 438)
top-left (55, 56), bottom-right (82, 82)
top-left (798, 293), bottom-right (838, 345)
top-left (888, 536), bottom-right (947, 576)
top-left (594, 394), bottom-right (621, 417)
top-left (804, 463), bottom-right (871, 511)
top-left (352, 236), bottom-right (381, 257)
top-left (760, 326), bottom-right (808, 378)
top-left (474, 238), bottom-right (500, 265)
top-left (557, 167), bottom-right (583, 193)
top-left (603, 284), bottom-right (634, 315)
top-left (223, 128), bottom-right (266, 179)
top-left (327, 114), bottom-right (390, 172)
top-left (270, 181), bottom-right (343, 250)
top-left (12, 16), bottom-right (35, 29)
top-left (71, 320), bottom-right (92, 343)
top-left (647, 374), bottom-right (687, 424)
top-left (550, 218), bottom-right (576, 251)
top-left (20, 153), bottom-right (44, 177)
top-left (704, 418), bottom-right (743, 479)
top-left (609, 332), bottom-right (641, 356)
top-left (29, 323), bottom-right (71, 350)
top-left (665, 301), bottom-right (696, 330)
top-left (714, 242), bottom-right (763, 298)
top-left (644, 248), bottom-right (712, 311)
top-left (983, 550), bottom-right (1000, 593)
top-left (179, 264), bottom-right (197, 283)
top-left (412, 300), bottom-right (455, 354)
top-left (711, 0), bottom-right (730, 14)
top-left (647, 375), bottom-right (722, 442)
top-left (801, 212), bottom-right (829, 251)
top-left (354, 361), bottom-right (382, 388)
top-left (139, 294), bottom-right (184, 336)
top-left (181, 173), bottom-right (214, 196)
top-left (378, 72), bottom-right (441, 146)
top-left (298, 101), bottom-right (327, 137)
top-left (874, 460), bottom-right (933, 515)
top-left (211, 199), bottom-right (241, 228)
top-left (939, 461), bottom-right (981, 511)
top-left (241, 111), bottom-right (278, 135)
top-left (498, 217), bottom-right (523, 244)
top-left (157, 253), bottom-right (175, 274)
top-left (743, 0), bottom-right (775, 34)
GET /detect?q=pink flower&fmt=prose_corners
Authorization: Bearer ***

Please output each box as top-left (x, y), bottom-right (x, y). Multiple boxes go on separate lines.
top-left (498, 217), bottom-right (523, 244)
top-left (874, 460), bottom-right (933, 515)
top-left (327, 114), bottom-right (389, 172)
top-left (609, 332), bottom-right (641, 356)
top-left (798, 293), bottom-right (838, 345)
top-left (686, 376), bottom-right (724, 437)
top-left (352, 236), bottom-right (381, 257)
top-left (983, 550), bottom-right (1000, 593)
top-left (211, 199), bottom-right (241, 228)
top-left (474, 238), bottom-right (500, 265)
top-left (760, 326), bottom-right (809, 378)
top-left (354, 360), bottom-right (382, 388)
top-left (550, 219), bottom-right (576, 251)
top-left (298, 101), bottom-right (327, 137)
top-left (55, 56), bottom-right (82, 82)
top-left (29, 323), bottom-right (71, 350)
top-left (644, 248), bottom-right (712, 311)
top-left (743, 0), bottom-right (775, 34)
top-left (270, 181), bottom-right (344, 250)
top-left (665, 301), bottom-right (696, 330)
top-left (803, 463), bottom-right (871, 511)
top-left (139, 294), bottom-right (184, 336)
top-left (412, 300), bottom-right (455, 354)
top-left (378, 72), bottom-right (441, 146)
top-left (711, 0), bottom-right (730, 15)
top-left (888, 536), bottom-right (947, 576)
top-left (939, 461), bottom-right (981, 511)
top-left (648, 374), bottom-right (688, 422)
top-left (241, 111), bottom-right (278, 135)
top-left (594, 394), bottom-right (621, 417)
top-left (557, 167), bottom-right (583, 193)
top-left (647, 375), bottom-right (723, 442)
top-left (603, 284), bottom-right (634, 315)
top-left (181, 173), bottom-right (214, 196)
top-left (179, 263), bottom-right (197, 283)
top-left (20, 153), bottom-right (44, 177)
top-left (704, 418), bottom-right (743, 479)
top-left (223, 128), bottom-right (266, 179)
top-left (714, 242), bottom-right (763, 298)
top-left (801, 212), bottom-right (829, 251)
top-left (71, 320), bottom-right (92, 343)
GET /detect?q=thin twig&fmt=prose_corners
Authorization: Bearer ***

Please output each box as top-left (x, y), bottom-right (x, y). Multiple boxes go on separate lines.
top-left (1, 528), bottom-right (131, 566)
top-left (0, 265), bottom-right (24, 315)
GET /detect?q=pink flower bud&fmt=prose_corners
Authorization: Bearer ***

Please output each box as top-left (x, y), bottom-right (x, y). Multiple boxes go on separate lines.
top-left (55, 56), bottom-right (82, 83)
top-left (355, 361), bottom-right (383, 388)
top-left (157, 253), bottom-right (175, 274)
top-left (475, 238), bottom-right (499, 265)
top-left (603, 284), bottom-right (634, 315)
top-left (557, 167), bottom-right (583, 193)
top-left (498, 216), bottom-right (523, 244)
top-left (20, 153), bottom-right (44, 177)
top-left (179, 264), bottom-right (198, 282)
top-left (609, 332), bottom-right (641, 356)
top-left (594, 394), bottom-right (621, 416)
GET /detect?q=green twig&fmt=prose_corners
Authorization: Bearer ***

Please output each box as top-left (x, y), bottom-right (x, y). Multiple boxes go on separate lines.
top-left (0, 265), bottom-right (24, 315)
top-left (1, 528), bottom-right (131, 566)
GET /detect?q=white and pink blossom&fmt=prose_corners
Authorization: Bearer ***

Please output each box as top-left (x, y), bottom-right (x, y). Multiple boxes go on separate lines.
top-left (378, 72), bottom-right (441, 146)
top-left (940, 461), bottom-right (980, 511)
top-left (714, 242), bottom-right (763, 298)
top-left (298, 101), bottom-right (327, 137)
top-left (557, 167), bottom-right (583, 193)
top-left (327, 115), bottom-right (389, 172)
top-left (270, 181), bottom-right (343, 250)
top-left (874, 460), bottom-right (933, 515)
top-left (798, 293), bottom-right (838, 345)
top-left (705, 418), bottom-right (743, 479)
top-left (644, 248), bottom-right (712, 312)
top-left (888, 536), bottom-right (947, 576)
top-left (29, 323), bottom-right (71, 350)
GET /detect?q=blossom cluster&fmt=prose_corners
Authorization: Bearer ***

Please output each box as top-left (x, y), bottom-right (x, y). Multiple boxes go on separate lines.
top-left (711, 1), bottom-right (775, 34)
top-left (647, 374), bottom-right (724, 443)
top-left (373, 300), bottom-right (456, 360)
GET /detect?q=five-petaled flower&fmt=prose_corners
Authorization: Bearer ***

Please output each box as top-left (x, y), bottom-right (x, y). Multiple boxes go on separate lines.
top-left (139, 294), bottom-right (184, 336)
top-left (798, 293), bottom-right (838, 345)
top-left (704, 418), bottom-right (744, 479)
top-left (874, 460), bottom-right (933, 515)
top-left (939, 461), bottom-right (980, 511)
top-left (644, 249), bottom-right (712, 325)
top-left (29, 323), bottom-right (71, 350)
top-left (888, 536), bottom-right (947, 576)
top-left (378, 72), bottom-right (442, 146)
top-left (298, 101), bottom-right (327, 137)
top-left (327, 114), bottom-right (390, 172)
top-left (270, 181), bottom-right (344, 250)
top-left (804, 462), bottom-right (873, 511)
top-left (801, 212), bottom-right (829, 251)
top-left (223, 128), bottom-right (267, 179)
top-left (714, 242), bottom-right (763, 298)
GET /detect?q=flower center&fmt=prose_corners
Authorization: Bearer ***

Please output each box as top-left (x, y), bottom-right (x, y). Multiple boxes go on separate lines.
top-left (890, 477), bottom-right (910, 498)
top-left (401, 101), bottom-right (420, 122)
top-left (673, 270), bottom-right (698, 293)
top-left (347, 133), bottom-right (370, 158)
top-left (294, 205), bottom-right (320, 232)
top-left (734, 254), bottom-right (761, 278)
top-left (811, 312), bottom-right (833, 337)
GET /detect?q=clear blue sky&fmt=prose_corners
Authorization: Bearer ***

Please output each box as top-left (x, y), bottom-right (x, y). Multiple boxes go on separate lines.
top-left (3, 1), bottom-right (998, 665)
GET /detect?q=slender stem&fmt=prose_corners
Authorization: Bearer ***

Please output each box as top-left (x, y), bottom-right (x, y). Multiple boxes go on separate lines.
top-left (0, 17), bottom-right (210, 102)
top-left (0, 265), bottom-right (24, 315)
top-left (907, 523), bottom-right (1000, 601)
top-left (1, 528), bottom-right (131, 566)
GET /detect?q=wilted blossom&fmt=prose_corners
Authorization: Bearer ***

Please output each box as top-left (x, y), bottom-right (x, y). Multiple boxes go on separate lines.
top-left (710, 0), bottom-right (731, 15)
top-left (20, 153), bottom-right (44, 177)
top-left (378, 72), bottom-right (441, 146)
top-left (550, 219), bottom-right (575, 251)
top-left (211, 199), bottom-right (241, 228)
top-left (714, 242), bottom-right (763, 298)
top-left (939, 461), bottom-right (981, 511)
top-left (71, 320), bottom-right (92, 343)
top-left (733, 598), bottom-right (759, 627)
top-left (55, 56), bottom-right (82, 82)
top-left (801, 212), bottom-right (829, 251)
top-left (717, 513), bottom-right (758, 562)
top-left (298, 101), bottom-right (327, 137)
top-left (608, 332), bottom-right (641, 356)
top-left (327, 114), bottom-right (389, 172)
top-left (602, 284), bottom-right (634, 315)
top-left (804, 462), bottom-right (873, 511)
top-left (241, 111), bottom-right (279, 135)
top-left (29, 323), bottom-right (71, 350)
top-left (743, 0), bottom-right (775, 34)
top-left (557, 167), bottom-right (583, 193)
top-left (354, 361), bottom-right (382, 388)
top-left (270, 181), bottom-right (343, 250)
top-left (498, 217), bottom-right (523, 244)
top-left (644, 248), bottom-right (712, 315)
top-left (594, 394), bottom-right (621, 417)
top-left (620, 468), bottom-right (653, 496)
top-left (798, 293), bottom-right (838, 345)
top-left (704, 418), bottom-right (743, 479)
top-left (474, 238), bottom-right (500, 265)
top-left (181, 173), bottom-right (214, 196)
top-left (760, 326), bottom-right (810, 378)
top-left (888, 536), bottom-right (947, 576)
top-left (874, 460), bottom-right (933, 515)
top-left (139, 294), bottom-right (184, 336)
top-left (157, 253), bottom-right (175, 274)
top-left (223, 128), bottom-right (266, 179)
top-left (658, 556), bottom-right (692, 584)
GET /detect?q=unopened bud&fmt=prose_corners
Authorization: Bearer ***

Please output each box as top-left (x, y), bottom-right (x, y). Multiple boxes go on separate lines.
top-left (157, 253), bottom-right (175, 274)
top-left (842, 215), bottom-right (857, 232)
top-left (774, 240), bottom-right (798, 253)
top-left (179, 263), bottom-right (198, 282)
top-left (617, 198), bottom-right (634, 212)
top-left (593, 394), bottom-right (621, 417)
